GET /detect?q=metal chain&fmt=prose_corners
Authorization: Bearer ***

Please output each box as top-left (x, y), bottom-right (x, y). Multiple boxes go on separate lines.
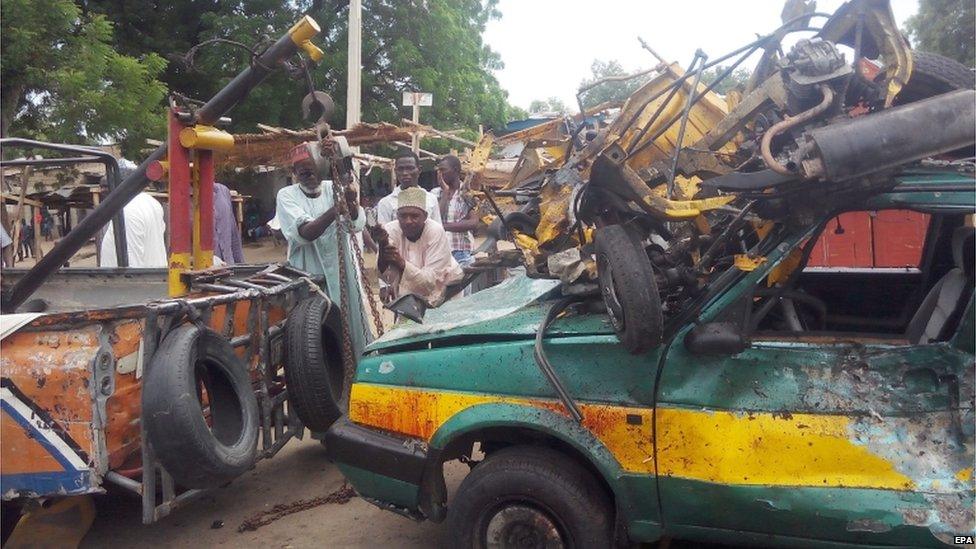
top-left (331, 164), bottom-right (385, 337)
top-left (349, 215), bottom-right (385, 337)
top-left (330, 176), bottom-right (356, 377)
top-left (237, 483), bottom-right (356, 532)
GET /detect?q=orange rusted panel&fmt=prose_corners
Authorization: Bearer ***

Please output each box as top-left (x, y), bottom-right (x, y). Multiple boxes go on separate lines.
top-left (104, 320), bottom-right (145, 469)
top-left (1, 327), bottom-right (99, 459)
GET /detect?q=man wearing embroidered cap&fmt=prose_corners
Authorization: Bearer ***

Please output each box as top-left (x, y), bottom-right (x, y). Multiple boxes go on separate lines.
top-left (276, 141), bottom-right (371, 353)
top-left (374, 186), bottom-right (463, 307)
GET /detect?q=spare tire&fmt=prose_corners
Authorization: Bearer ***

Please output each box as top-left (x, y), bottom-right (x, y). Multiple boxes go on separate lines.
top-left (595, 225), bottom-right (663, 354)
top-left (896, 51), bottom-right (975, 104)
top-left (143, 324), bottom-right (259, 489)
top-left (283, 295), bottom-right (347, 432)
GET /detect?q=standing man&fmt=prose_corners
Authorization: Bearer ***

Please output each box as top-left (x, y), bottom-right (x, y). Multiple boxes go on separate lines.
top-left (100, 165), bottom-right (167, 268)
top-left (376, 151), bottom-right (441, 226)
top-left (275, 142), bottom-right (370, 354)
top-left (376, 187), bottom-right (463, 307)
top-left (213, 182), bottom-right (245, 264)
top-left (435, 155), bottom-right (480, 268)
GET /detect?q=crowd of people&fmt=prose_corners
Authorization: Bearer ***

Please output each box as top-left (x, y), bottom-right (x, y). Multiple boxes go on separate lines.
top-left (274, 143), bottom-right (477, 334)
top-left (4, 144), bottom-right (485, 328)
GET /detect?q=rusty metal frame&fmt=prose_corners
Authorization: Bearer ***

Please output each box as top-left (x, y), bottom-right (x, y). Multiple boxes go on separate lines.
top-left (78, 265), bottom-right (319, 524)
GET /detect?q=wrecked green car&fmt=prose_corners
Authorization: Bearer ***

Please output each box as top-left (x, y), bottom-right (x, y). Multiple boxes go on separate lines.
top-left (326, 171), bottom-right (975, 547)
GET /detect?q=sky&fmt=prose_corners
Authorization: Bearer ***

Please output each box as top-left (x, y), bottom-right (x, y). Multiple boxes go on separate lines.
top-left (484, 0), bottom-right (920, 112)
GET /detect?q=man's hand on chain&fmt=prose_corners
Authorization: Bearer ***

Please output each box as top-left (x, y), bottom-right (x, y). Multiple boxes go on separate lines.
top-left (338, 171), bottom-right (360, 214)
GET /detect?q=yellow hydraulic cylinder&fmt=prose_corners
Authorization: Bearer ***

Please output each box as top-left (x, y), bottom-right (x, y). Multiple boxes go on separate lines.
top-left (179, 125), bottom-right (235, 151)
top-left (289, 16), bottom-right (324, 62)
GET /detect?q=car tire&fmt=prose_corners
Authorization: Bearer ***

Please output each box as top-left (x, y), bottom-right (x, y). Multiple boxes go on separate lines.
top-left (595, 224), bottom-right (663, 354)
top-left (283, 295), bottom-right (347, 432)
top-left (488, 211), bottom-right (539, 240)
top-left (447, 445), bottom-right (614, 549)
top-left (895, 51), bottom-right (975, 104)
top-left (143, 324), bottom-right (259, 489)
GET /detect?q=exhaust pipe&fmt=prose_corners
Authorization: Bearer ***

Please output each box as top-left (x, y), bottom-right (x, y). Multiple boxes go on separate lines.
top-left (796, 89), bottom-right (976, 181)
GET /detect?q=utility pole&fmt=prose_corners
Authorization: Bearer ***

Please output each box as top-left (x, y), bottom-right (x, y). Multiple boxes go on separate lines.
top-left (402, 91), bottom-right (432, 155)
top-left (346, 0), bottom-right (362, 130)
top-left (411, 93), bottom-right (420, 154)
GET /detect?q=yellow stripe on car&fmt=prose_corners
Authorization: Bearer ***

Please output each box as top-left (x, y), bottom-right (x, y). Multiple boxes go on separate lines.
top-left (349, 384), bottom-right (915, 491)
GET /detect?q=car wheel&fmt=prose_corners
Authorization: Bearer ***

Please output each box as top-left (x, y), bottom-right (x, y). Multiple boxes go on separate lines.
top-left (446, 445), bottom-right (614, 549)
top-left (895, 51), bottom-right (975, 104)
top-left (595, 224), bottom-right (663, 354)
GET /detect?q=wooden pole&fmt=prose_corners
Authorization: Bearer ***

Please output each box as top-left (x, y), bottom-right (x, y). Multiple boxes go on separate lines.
top-left (10, 166), bottom-right (30, 264)
top-left (411, 92), bottom-right (420, 155)
top-left (402, 119), bottom-right (478, 147)
top-left (32, 205), bottom-right (44, 262)
top-left (234, 198), bottom-right (244, 234)
top-left (393, 141), bottom-right (438, 158)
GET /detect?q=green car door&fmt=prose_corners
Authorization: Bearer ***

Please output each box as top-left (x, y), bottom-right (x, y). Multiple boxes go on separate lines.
top-left (654, 211), bottom-right (974, 546)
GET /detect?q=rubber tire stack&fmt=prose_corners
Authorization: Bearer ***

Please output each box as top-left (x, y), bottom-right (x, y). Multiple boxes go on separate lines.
top-left (142, 324), bottom-right (259, 489)
top-left (446, 445), bottom-right (614, 549)
top-left (283, 295), bottom-right (347, 432)
top-left (595, 224), bottom-right (663, 354)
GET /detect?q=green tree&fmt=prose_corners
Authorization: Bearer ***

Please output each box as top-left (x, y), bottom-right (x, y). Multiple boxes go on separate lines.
top-left (83, 0), bottom-right (518, 139)
top-left (528, 96), bottom-right (569, 114)
top-left (905, 0), bottom-right (975, 67)
top-left (507, 104), bottom-right (529, 120)
top-left (578, 59), bottom-right (651, 110)
top-left (699, 65), bottom-right (752, 95)
top-left (1, 0), bottom-right (167, 156)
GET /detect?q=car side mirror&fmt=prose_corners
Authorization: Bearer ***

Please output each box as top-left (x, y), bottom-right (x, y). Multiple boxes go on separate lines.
top-left (684, 321), bottom-right (748, 355)
top-left (385, 293), bottom-right (428, 323)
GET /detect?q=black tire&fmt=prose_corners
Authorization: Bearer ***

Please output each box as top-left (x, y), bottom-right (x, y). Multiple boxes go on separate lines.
top-left (446, 445), bottom-right (614, 549)
top-left (143, 324), bottom-right (259, 489)
top-left (488, 211), bottom-right (539, 240)
top-left (595, 225), bottom-right (663, 354)
top-left (896, 51), bottom-right (975, 104)
top-left (283, 295), bottom-right (347, 431)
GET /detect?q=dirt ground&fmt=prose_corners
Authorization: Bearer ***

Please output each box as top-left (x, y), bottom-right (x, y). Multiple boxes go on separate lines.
top-left (12, 235), bottom-right (293, 268)
top-left (83, 438), bottom-right (469, 547)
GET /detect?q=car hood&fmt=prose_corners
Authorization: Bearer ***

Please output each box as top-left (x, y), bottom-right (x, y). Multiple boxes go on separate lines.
top-left (366, 275), bottom-right (614, 353)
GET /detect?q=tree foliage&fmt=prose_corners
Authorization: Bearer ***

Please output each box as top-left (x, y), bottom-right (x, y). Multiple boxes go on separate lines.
top-left (578, 59), bottom-right (651, 110)
top-left (575, 59), bottom-right (750, 112)
top-left (1, 0), bottom-right (168, 156)
top-left (699, 65), bottom-right (752, 96)
top-left (905, 0), bottom-right (975, 67)
top-left (528, 96), bottom-right (570, 114)
top-left (82, 0), bottom-right (519, 141)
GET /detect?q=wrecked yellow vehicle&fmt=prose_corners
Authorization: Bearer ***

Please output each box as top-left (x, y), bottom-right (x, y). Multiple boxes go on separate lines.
top-left (469, 0), bottom-right (975, 354)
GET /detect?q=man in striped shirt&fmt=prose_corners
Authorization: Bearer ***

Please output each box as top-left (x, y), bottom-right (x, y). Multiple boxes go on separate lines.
top-left (435, 155), bottom-right (480, 268)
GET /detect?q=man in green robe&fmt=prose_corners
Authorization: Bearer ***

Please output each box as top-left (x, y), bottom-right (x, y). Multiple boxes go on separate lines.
top-left (275, 142), bottom-right (371, 356)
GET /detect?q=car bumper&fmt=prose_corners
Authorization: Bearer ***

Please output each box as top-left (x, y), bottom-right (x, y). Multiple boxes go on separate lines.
top-left (325, 416), bottom-right (435, 520)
